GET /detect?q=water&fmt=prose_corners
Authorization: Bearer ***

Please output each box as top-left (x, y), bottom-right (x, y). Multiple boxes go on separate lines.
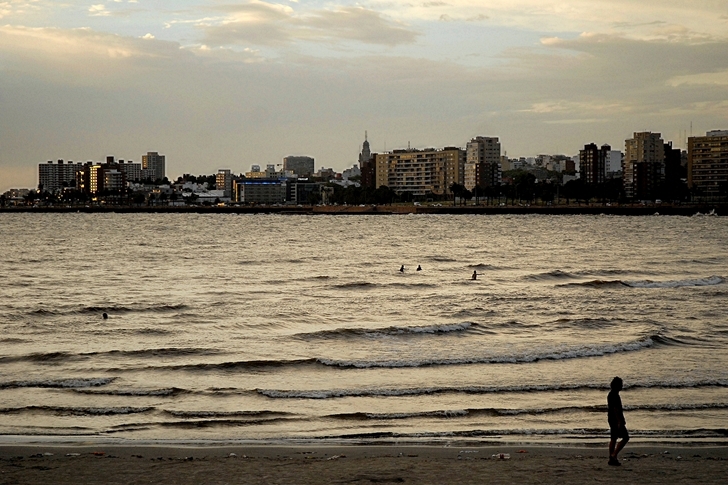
top-left (1, 213), bottom-right (727, 444)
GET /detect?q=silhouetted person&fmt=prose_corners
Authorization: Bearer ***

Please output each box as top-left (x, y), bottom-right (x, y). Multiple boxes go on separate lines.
top-left (608, 376), bottom-right (629, 466)
top-left (102, 313), bottom-right (108, 320)
top-left (416, 265), bottom-right (422, 271)
top-left (471, 270), bottom-right (477, 280)
top-left (399, 265), bottom-right (405, 273)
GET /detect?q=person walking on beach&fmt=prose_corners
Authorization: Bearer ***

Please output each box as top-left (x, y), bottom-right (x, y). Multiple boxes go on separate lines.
top-left (608, 376), bottom-right (629, 466)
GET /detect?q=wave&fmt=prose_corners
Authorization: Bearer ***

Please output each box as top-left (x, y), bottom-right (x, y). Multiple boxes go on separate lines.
top-left (73, 387), bottom-right (188, 397)
top-left (162, 410), bottom-right (292, 419)
top-left (625, 276), bottom-right (725, 288)
top-left (315, 336), bottom-right (657, 368)
top-left (333, 282), bottom-right (379, 289)
top-left (294, 322), bottom-right (477, 340)
top-left (385, 282), bottom-right (438, 289)
top-left (326, 403), bottom-right (728, 421)
top-left (563, 276), bottom-right (725, 289)
top-left (25, 303), bottom-right (189, 317)
top-left (257, 378), bottom-right (728, 399)
top-left (114, 358), bottom-right (319, 372)
top-left (0, 347), bottom-right (221, 364)
top-left (320, 427), bottom-right (728, 441)
top-left (0, 377), bottom-right (115, 390)
top-left (467, 264), bottom-right (499, 270)
top-left (107, 416), bottom-right (298, 431)
top-left (561, 280), bottom-right (629, 288)
top-left (524, 270), bottom-right (577, 281)
top-left (103, 333), bottom-right (669, 373)
top-left (0, 405), bottom-right (153, 416)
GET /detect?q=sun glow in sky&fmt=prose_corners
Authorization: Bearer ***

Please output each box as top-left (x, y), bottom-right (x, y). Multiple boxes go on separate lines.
top-left (2, 1), bottom-right (728, 190)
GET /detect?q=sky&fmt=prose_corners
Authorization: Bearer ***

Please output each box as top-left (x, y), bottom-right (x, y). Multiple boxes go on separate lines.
top-left (1, 0), bottom-right (728, 192)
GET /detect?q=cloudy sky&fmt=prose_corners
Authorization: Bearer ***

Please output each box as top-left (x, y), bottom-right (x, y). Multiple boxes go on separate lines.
top-left (1, 1), bottom-right (727, 191)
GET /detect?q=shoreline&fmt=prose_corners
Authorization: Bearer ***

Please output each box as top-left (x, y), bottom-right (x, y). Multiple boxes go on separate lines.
top-left (0, 203), bottom-right (726, 216)
top-left (2, 442), bottom-right (727, 484)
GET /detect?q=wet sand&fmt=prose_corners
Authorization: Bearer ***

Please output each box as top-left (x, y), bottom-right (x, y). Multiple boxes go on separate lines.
top-left (1, 444), bottom-right (727, 484)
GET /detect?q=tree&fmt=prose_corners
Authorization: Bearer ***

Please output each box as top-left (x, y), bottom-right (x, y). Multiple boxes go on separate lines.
top-left (449, 183), bottom-right (466, 206)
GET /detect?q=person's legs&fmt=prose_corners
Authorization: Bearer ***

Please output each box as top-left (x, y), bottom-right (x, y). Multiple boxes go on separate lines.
top-left (614, 434), bottom-right (629, 458)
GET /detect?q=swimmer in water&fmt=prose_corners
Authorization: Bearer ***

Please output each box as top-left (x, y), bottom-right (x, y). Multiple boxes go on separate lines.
top-left (102, 313), bottom-right (108, 319)
top-left (399, 265), bottom-right (405, 273)
top-left (416, 265), bottom-right (422, 271)
top-left (471, 271), bottom-right (477, 280)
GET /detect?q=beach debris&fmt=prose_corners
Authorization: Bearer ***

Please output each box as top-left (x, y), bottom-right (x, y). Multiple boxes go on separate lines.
top-left (492, 453), bottom-right (510, 460)
top-left (677, 456), bottom-right (682, 460)
top-left (228, 453), bottom-right (237, 457)
top-left (326, 454), bottom-right (345, 460)
top-left (459, 450), bottom-right (478, 454)
top-left (43, 453), bottom-right (54, 456)
top-left (517, 450), bottom-right (528, 453)
top-left (662, 451), bottom-right (670, 455)
top-left (65, 453), bottom-right (80, 457)
top-left (92, 452), bottom-right (105, 456)
top-left (132, 454), bottom-right (143, 458)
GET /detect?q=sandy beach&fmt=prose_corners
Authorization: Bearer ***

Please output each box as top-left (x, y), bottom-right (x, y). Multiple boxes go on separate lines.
top-left (2, 443), bottom-right (727, 484)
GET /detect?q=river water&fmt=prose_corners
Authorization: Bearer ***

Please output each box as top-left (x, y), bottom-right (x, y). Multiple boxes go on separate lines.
top-left (1, 213), bottom-right (727, 444)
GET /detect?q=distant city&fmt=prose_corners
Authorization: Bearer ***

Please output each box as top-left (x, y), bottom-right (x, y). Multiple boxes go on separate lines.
top-left (2, 129), bottom-right (728, 207)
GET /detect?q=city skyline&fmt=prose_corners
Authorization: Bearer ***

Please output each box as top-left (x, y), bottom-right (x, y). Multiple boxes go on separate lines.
top-left (2, 1), bottom-right (727, 193)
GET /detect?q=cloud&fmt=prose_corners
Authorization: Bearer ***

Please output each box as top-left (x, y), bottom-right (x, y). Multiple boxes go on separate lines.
top-left (2, 23), bottom-right (727, 194)
top-left (383, 0), bottom-right (728, 40)
top-left (201, 2), bottom-right (418, 47)
top-left (88, 4), bottom-right (109, 17)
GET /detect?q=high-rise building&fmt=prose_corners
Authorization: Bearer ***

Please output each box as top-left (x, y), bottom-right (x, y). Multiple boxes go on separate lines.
top-left (579, 143), bottom-right (609, 185)
top-left (623, 132), bottom-right (665, 200)
top-left (142, 152), bottom-right (166, 181)
top-left (216, 169), bottom-right (233, 198)
top-left (282, 156), bottom-right (314, 177)
top-left (75, 159), bottom-right (127, 196)
top-left (38, 160), bottom-right (85, 192)
top-left (605, 150), bottom-right (623, 177)
top-left (375, 146), bottom-right (465, 196)
top-left (464, 136), bottom-right (501, 191)
top-left (117, 160), bottom-right (142, 183)
top-left (688, 130), bottom-right (728, 196)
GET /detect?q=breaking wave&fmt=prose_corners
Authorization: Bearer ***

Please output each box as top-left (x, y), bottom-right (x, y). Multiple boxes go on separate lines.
top-left (258, 378), bottom-right (728, 399)
top-left (315, 336), bottom-right (657, 368)
top-left (326, 403), bottom-right (728, 420)
top-left (294, 322), bottom-right (476, 340)
top-left (563, 276), bottom-right (724, 289)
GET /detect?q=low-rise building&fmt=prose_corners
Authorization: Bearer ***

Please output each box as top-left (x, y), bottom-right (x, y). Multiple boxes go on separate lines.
top-left (233, 179), bottom-right (286, 204)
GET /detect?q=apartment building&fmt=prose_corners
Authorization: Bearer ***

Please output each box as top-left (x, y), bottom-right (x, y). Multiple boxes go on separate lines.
top-left (688, 130), bottom-right (728, 196)
top-left (375, 146), bottom-right (465, 197)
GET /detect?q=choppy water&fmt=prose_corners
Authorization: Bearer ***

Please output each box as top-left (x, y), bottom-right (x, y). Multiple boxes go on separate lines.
top-left (1, 213), bottom-right (727, 444)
